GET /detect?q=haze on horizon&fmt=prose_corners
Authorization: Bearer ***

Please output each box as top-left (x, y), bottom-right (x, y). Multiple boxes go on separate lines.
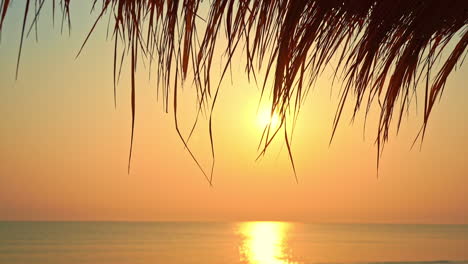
top-left (0, 1), bottom-right (467, 224)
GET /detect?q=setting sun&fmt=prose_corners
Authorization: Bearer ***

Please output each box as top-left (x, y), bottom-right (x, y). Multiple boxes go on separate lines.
top-left (257, 108), bottom-right (281, 128)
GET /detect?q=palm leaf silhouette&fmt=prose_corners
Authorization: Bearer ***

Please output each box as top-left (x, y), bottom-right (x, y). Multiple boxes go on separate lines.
top-left (1, 0), bottom-right (467, 182)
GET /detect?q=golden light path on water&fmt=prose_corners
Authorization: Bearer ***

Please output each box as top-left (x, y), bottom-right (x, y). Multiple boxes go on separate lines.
top-left (239, 222), bottom-right (295, 264)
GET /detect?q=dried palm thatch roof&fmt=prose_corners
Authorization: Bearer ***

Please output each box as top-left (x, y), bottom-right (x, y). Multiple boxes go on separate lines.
top-left (1, 0), bottom-right (467, 182)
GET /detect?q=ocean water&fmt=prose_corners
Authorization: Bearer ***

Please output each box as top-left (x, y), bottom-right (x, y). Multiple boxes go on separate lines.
top-left (0, 222), bottom-right (467, 264)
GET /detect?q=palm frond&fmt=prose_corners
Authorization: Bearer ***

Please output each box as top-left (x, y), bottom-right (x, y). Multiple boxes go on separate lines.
top-left (1, 0), bottom-right (467, 179)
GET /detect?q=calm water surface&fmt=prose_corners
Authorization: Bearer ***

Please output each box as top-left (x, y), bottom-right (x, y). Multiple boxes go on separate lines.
top-left (0, 222), bottom-right (467, 264)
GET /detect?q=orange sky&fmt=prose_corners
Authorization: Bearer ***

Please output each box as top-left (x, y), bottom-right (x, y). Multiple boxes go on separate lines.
top-left (0, 1), bottom-right (467, 223)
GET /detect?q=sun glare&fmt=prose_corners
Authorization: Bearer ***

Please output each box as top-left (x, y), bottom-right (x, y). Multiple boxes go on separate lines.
top-left (258, 108), bottom-right (281, 128)
top-left (238, 222), bottom-right (292, 264)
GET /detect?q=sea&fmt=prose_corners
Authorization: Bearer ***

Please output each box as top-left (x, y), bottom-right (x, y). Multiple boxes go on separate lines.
top-left (0, 222), bottom-right (467, 264)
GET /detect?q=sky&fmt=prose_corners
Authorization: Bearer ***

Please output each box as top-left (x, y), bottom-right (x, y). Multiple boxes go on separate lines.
top-left (0, 1), bottom-right (467, 224)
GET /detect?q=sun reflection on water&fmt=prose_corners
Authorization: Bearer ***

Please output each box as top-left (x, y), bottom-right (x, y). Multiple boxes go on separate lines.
top-left (239, 222), bottom-right (293, 264)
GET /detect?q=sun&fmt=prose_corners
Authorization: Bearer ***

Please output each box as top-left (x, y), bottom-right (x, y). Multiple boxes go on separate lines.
top-left (257, 107), bottom-right (281, 128)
